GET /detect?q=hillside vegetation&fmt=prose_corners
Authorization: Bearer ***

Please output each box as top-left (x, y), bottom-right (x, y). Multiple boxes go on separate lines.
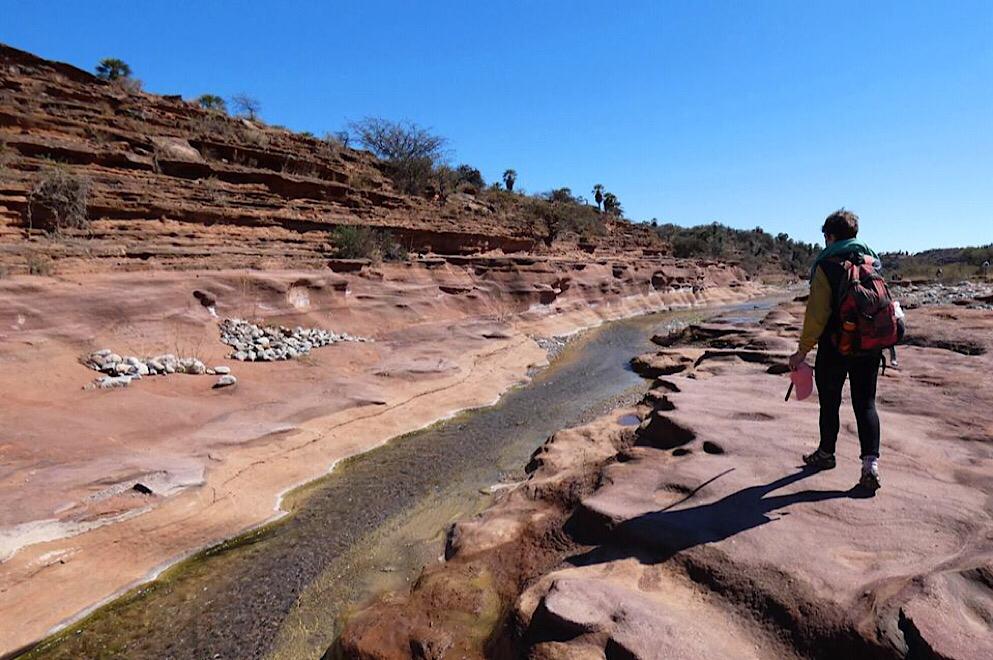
top-left (882, 245), bottom-right (993, 281)
top-left (651, 222), bottom-right (820, 277)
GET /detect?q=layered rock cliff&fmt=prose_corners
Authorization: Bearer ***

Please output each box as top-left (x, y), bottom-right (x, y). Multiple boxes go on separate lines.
top-left (0, 43), bottom-right (666, 275)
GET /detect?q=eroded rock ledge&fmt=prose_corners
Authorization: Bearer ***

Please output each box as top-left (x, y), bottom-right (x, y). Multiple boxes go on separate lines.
top-left (336, 301), bottom-right (993, 659)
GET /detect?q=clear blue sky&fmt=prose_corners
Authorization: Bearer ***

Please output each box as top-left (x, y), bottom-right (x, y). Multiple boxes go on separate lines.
top-left (3, 0), bottom-right (991, 252)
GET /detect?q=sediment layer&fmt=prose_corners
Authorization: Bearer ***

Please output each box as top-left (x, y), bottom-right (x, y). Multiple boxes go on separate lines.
top-left (0, 43), bottom-right (664, 275)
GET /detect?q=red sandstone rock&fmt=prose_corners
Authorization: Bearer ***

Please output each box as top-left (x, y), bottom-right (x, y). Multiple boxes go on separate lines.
top-left (339, 303), bottom-right (993, 659)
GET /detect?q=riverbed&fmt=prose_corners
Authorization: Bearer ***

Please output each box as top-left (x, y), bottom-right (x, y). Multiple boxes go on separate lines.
top-left (21, 299), bottom-right (778, 660)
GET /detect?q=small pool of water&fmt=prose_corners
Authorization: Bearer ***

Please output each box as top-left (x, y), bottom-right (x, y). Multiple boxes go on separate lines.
top-left (616, 413), bottom-right (643, 426)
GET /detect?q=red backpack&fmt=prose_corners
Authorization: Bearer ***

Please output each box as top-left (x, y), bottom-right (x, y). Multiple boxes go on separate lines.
top-left (830, 255), bottom-right (900, 355)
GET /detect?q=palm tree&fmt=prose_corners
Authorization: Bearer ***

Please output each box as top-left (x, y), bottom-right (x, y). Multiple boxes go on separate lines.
top-left (592, 184), bottom-right (604, 211)
top-left (502, 169), bottom-right (517, 192)
top-left (196, 95), bottom-right (227, 113)
top-left (602, 192), bottom-right (622, 216)
top-left (95, 58), bottom-right (132, 81)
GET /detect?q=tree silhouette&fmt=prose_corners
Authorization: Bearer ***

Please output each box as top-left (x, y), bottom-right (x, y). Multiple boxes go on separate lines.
top-left (602, 191), bottom-right (622, 216)
top-left (95, 58), bottom-right (131, 81)
top-left (502, 169), bottom-right (517, 192)
top-left (231, 94), bottom-right (261, 120)
top-left (196, 95), bottom-right (227, 113)
top-left (592, 184), bottom-right (604, 211)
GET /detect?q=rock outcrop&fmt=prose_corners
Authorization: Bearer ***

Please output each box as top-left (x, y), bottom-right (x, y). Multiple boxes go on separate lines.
top-left (337, 301), bottom-right (993, 659)
top-left (0, 255), bottom-right (757, 655)
top-left (0, 43), bottom-right (667, 275)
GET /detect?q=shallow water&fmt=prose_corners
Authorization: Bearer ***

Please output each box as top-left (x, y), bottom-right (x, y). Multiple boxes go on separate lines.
top-left (22, 299), bottom-right (779, 660)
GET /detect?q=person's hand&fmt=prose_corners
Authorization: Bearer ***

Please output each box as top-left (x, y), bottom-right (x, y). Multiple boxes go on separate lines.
top-left (788, 350), bottom-right (808, 371)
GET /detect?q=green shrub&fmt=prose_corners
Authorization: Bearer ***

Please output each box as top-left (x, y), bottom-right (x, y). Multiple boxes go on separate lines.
top-left (654, 222), bottom-right (820, 276)
top-left (28, 168), bottom-right (91, 233)
top-left (331, 226), bottom-right (377, 259)
top-left (527, 198), bottom-right (604, 246)
top-left (197, 95), bottom-right (227, 113)
top-left (95, 58), bottom-right (131, 81)
top-left (331, 226), bottom-right (407, 261)
top-left (456, 164), bottom-right (484, 189)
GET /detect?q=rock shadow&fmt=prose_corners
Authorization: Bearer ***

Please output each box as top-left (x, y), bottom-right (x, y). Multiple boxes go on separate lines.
top-left (568, 467), bottom-right (867, 565)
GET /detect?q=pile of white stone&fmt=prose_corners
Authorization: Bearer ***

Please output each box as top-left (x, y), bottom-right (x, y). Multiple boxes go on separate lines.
top-left (218, 318), bottom-right (369, 361)
top-left (82, 349), bottom-right (235, 390)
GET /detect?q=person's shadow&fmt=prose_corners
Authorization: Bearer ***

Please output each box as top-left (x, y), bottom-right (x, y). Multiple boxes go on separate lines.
top-left (568, 465), bottom-right (871, 567)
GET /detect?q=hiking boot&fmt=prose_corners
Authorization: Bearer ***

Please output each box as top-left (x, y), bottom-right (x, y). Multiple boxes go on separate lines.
top-left (802, 449), bottom-right (836, 470)
top-left (859, 464), bottom-right (881, 492)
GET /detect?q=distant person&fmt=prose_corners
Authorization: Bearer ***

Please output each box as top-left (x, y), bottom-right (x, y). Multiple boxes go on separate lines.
top-left (983, 259), bottom-right (990, 279)
top-left (789, 209), bottom-right (885, 491)
top-left (936, 266), bottom-right (943, 280)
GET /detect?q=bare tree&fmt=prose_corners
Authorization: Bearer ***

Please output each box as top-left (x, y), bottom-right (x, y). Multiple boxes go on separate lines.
top-left (231, 94), bottom-right (261, 120)
top-left (347, 118), bottom-right (448, 195)
top-left (347, 117), bottom-right (446, 163)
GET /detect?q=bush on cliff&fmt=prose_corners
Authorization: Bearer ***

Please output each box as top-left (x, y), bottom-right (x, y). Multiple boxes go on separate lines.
top-left (331, 226), bottom-right (407, 262)
top-left (526, 191), bottom-right (605, 246)
top-left (197, 95), bottom-right (227, 113)
top-left (95, 58), bottom-right (131, 81)
top-left (28, 167), bottom-right (91, 233)
top-left (347, 117), bottom-right (447, 195)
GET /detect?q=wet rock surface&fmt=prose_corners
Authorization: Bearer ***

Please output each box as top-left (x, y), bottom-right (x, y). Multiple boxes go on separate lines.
top-left (338, 301), bottom-right (993, 659)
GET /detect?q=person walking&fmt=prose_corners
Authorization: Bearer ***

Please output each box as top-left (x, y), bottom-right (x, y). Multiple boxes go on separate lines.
top-left (789, 209), bottom-right (883, 491)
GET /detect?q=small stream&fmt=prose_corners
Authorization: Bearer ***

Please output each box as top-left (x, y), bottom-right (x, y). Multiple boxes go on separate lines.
top-left (22, 299), bottom-right (779, 660)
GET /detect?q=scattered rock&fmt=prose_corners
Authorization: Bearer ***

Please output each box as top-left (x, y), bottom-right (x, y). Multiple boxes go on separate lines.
top-left (81, 350), bottom-right (230, 390)
top-left (213, 374), bottom-right (237, 388)
top-left (891, 281), bottom-right (993, 310)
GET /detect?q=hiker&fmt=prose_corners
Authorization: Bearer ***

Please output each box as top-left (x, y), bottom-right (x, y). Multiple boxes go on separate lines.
top-left (935, 266), bottom-right (943, 280)
top-left (788, 209), bottom-right (886, 491)
top-left (983, 259), bottom-right (990, 279)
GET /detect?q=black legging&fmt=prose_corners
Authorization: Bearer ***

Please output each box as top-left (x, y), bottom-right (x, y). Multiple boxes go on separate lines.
top-left (814, 345), bottom-right (881, 458)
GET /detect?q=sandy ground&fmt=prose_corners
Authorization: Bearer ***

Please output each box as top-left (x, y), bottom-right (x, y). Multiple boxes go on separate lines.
top-left (0, 256), bottom-right (756, 654)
